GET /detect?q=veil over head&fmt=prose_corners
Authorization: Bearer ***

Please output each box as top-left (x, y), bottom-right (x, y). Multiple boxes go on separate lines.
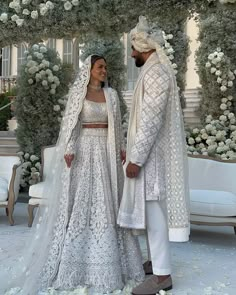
top-left (1, 55), bottom-right (98, 294)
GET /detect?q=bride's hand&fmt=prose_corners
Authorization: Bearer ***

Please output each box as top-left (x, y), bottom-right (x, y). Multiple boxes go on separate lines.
top-left (120, 150), bottom-right (126, 165)
top-left (64, 154), bottom-right (75, 168)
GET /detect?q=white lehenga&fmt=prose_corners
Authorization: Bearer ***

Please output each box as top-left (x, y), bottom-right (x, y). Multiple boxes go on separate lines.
top-left (2, 56), bottom-right (144, 295)
top-left (42, 100), bottom-right (144, 292)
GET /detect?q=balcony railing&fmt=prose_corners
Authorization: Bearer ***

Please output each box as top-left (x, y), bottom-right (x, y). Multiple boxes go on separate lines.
top-left (0, 76), bottom-right (17, 94)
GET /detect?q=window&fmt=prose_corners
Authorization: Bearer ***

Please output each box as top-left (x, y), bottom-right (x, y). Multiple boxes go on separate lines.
top-left (63, 39), bottom-right (73, 64)
top-left (47, 38), bottom-right (56, 50)
top-left (17, 43), bottom-right (27, 72)
top-left (2, 46), bottom-right (11, 77)
top-left (126, 37), bottom-right (140, 91)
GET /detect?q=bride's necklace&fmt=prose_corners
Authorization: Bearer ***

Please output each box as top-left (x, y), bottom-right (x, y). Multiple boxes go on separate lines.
top-left (88, 84), bottom-right (101, 91)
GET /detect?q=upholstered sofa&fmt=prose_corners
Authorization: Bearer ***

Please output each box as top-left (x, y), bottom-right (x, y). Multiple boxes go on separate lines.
top-left (0, 155), bottom-right (22, 225)
top-left (28, 146), bottom-right (55, 227)
top-left (188, 154), bottom-right (236, 234)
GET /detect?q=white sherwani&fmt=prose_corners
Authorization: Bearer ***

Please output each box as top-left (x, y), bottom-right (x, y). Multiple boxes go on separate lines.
top-left (118, 52), bottom-right (190, 242)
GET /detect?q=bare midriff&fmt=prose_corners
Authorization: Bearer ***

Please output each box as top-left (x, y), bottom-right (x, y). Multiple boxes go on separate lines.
top-left (82, 123), bottom-right (108, 128)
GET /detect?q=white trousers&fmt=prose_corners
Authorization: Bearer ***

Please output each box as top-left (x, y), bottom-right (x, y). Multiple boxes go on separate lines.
top-left (146, 200), bottom-right (171, 275)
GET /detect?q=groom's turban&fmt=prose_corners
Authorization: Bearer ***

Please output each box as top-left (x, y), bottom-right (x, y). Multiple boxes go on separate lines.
top-left (130, 16), bottom-right (165, 53)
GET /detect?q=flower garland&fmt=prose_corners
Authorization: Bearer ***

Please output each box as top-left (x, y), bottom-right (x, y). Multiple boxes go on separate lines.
top-left (17, 151), bottom-right (41, 187)
top-left (187, 48), bottom-right (236, 160)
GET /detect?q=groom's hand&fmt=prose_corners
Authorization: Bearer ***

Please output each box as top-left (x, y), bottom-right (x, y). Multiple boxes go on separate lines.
top-left (126, 162), bottom-right (141, 178)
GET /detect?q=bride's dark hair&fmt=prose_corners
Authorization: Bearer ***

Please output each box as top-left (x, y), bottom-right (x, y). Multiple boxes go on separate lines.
top-left (90, 55), bottom-right (107, 88)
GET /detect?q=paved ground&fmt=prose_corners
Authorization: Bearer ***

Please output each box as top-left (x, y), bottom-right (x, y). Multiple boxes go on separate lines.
top-left (1, 202), bottom-right (236, 295)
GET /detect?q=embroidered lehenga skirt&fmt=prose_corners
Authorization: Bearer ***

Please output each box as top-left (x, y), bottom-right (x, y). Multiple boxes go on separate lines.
top-left (50, 128), bottom-right (144, 293)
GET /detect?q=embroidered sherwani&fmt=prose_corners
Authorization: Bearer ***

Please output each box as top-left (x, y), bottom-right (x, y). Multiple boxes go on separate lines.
top-left (118, 53), bottom-right (190, 242)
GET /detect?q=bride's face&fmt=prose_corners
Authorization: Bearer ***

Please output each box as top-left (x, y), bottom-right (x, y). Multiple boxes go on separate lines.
top-left (90, 59), bottom-right (107, 82)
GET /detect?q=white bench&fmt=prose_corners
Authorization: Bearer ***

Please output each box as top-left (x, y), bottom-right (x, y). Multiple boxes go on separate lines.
top-left (0, 155), bottom-right (22, 225)
top-left (28, 146), bottom-right (55, 227)
top-left (188, 154), bottom-right (236, 234)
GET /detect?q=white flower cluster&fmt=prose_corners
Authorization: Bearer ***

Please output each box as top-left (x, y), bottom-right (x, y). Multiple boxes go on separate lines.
top-left (25, 44), bottom-right (61, 95)
top-left (0, 0), bottom-right (80, 26)
top-left (62, 0), bottom-right (79, 11)
top-left (0, 0), bottom-right (54, 27)
top-left (187, 49), bottom-right (236, 160)
top-left (17, 151), bottom-right (41, 187)
top-left (219, 0), bottom-right (236, 3)
top-left (162, 32), bottom-right (178, 75)
top-left (205, 47), bottom-right (236, 93)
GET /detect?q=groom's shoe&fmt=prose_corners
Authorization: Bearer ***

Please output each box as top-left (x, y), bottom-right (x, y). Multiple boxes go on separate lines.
top-left (143, 260), bottom-right (153, 275)
top-left (132, 275), bottom-right (172, 295)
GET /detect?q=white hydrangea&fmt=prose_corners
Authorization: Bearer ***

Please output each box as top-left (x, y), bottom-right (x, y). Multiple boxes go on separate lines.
top-left (40, 46), bottom-right (47, 53)
top-left (16, 19), bottom-right (24, 26)
top-left (220, 85), bottom-right (227, 92)
top-left (50, 89), bottom-right (56, 95)
top-left (0, 13), bottom-right (8, 23)
top-left (42, 80), bottom-right (48, 87)
top-left (11, 14), bottom-right (19, 22)
top-left (31, 10), bottom-right (39, 19)
top-left (28, 79), bottom-right (34, 84)
top-left (220, 103), bottom-right (227, 110)
top-left (22, 9), bottom-right (30, 15)
top-left (188, 137), bottom-right (195, 145)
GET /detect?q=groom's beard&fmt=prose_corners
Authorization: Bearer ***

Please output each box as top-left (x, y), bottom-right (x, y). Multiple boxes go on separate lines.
top-left (134, 55), bottom-right (145, 67)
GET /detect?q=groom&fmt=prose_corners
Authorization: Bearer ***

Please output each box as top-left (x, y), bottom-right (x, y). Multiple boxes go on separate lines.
top-left (118, 17), bottom-right (189, 295)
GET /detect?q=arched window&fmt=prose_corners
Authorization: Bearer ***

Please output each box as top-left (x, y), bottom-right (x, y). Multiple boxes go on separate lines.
top-left (2, 46), bottom-right (11, 77)
top-left (47, 38), bottom-right (56, 50)
top-left (17, 43), bottom-right (27, 72)
top-left (63, 39), bottom-right (73, 64)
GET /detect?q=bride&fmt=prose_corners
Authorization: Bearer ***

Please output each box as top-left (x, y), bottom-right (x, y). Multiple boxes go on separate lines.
top-left (4, 55), bottom-right (144, 295)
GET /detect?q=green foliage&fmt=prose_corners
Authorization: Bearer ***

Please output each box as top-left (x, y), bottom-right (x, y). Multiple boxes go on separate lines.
top-left (0, 94), bottom-right (11, 131)
top-left (80, 37), bottom-right (127, 117)
top-left (196, 7), bottom-right (236, 121)
top-left (15, 44), bottom-right (73, 156)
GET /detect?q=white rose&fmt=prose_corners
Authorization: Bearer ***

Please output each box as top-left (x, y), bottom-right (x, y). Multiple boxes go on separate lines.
top-left (51, 83), bottom-right (57, 89)
top-left (64, 1), bottom-right (73, 10)
top-left (201, 133), bottom-right (208, 140)
top-left (169, 55), bottom-right (174, 60)
top-left (72, 0), bottom-right (79, 5)
top-left (40, 46), bottom-right (47, 53)
top-left (205, 124), bottom-right (213, 131)
top-left (225, 139), bottom-right (232, 146)
top-left (210, 67), bottom-right (216, 74)
top-left (228, 113), bottom-right (235, 119)
top-left (200, 129), bottom-right (206, 134)
top-left (205, 62), bottom-right (211, 68)
top-left (46, 1), bottom-right (55, 9)
top-left (208, 54), bottom-right (214, 60)
top-left (220, 85), bottom-right (227, 92)
top-left (24, 153), bottom-right (30, 159)
top-left (230, 118), bottom-right (236, 124)
top-left (40, 70), bottom-right (46, 76)
top-left (16, 19), bottom-right (24, 26)
top-left (22, 9), bottom-right (30, 15)
top-left (40, 6), bottom-right (48, 16)
top-left (48, 76), bottom-right (54, 83)
top-left (220, 103), bottom-right (227, 110)
top-left (217, 77), bottom-right (222, 84)
top-left (224, 110), bottom-right (230, 116)
top-left (192, 128), bottom-right (200, 135)
top-left (188, 137), bottom-right (195, 145)
top-left (50, 89), bottom-right (56, 95)
top-left (28, 79), bottom-right (34, 85)
top-left (11, 14), bottom-right (19, 22)
top-left (218, 52), bottom-right (224, 58)
top-left (195, 137), bottom-right (202, 143)
top-left (221, 97), bottom-right (228, 103)
top-left (215, 70), bottom-right (221, 76)
top-left (228, 95), bottom-right (233, 101)
top-left (52, 65), bottom-right (59, 71)
top-left (228, 81), bottom-right (233, 87)
top-left (167, 34), bottom-right (173, 39)
top-left (32, 44), bottom-right (39, 51)
top-left (31, 10), bottom-right (39, 19)
top-left (53, 105), bottom-right (60, 111)
top-left (227, 101), bottom-right (232, 107)
top-left (219, 115), bottom-right (227, 121)
top-left (0, 13), bottom-right (8, 23)
top-left (30, 155), bottom-right (39, 162)
top-left (216, 147), bottom-right (223, 153)
top-left (22, 0), bottom-right (31, 4)
top-left (42, 80), bottom-right (48, 87)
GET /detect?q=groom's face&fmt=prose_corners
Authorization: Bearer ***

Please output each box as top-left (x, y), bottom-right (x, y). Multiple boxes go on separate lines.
top-left (131, 46), bottom-right (145, 68)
